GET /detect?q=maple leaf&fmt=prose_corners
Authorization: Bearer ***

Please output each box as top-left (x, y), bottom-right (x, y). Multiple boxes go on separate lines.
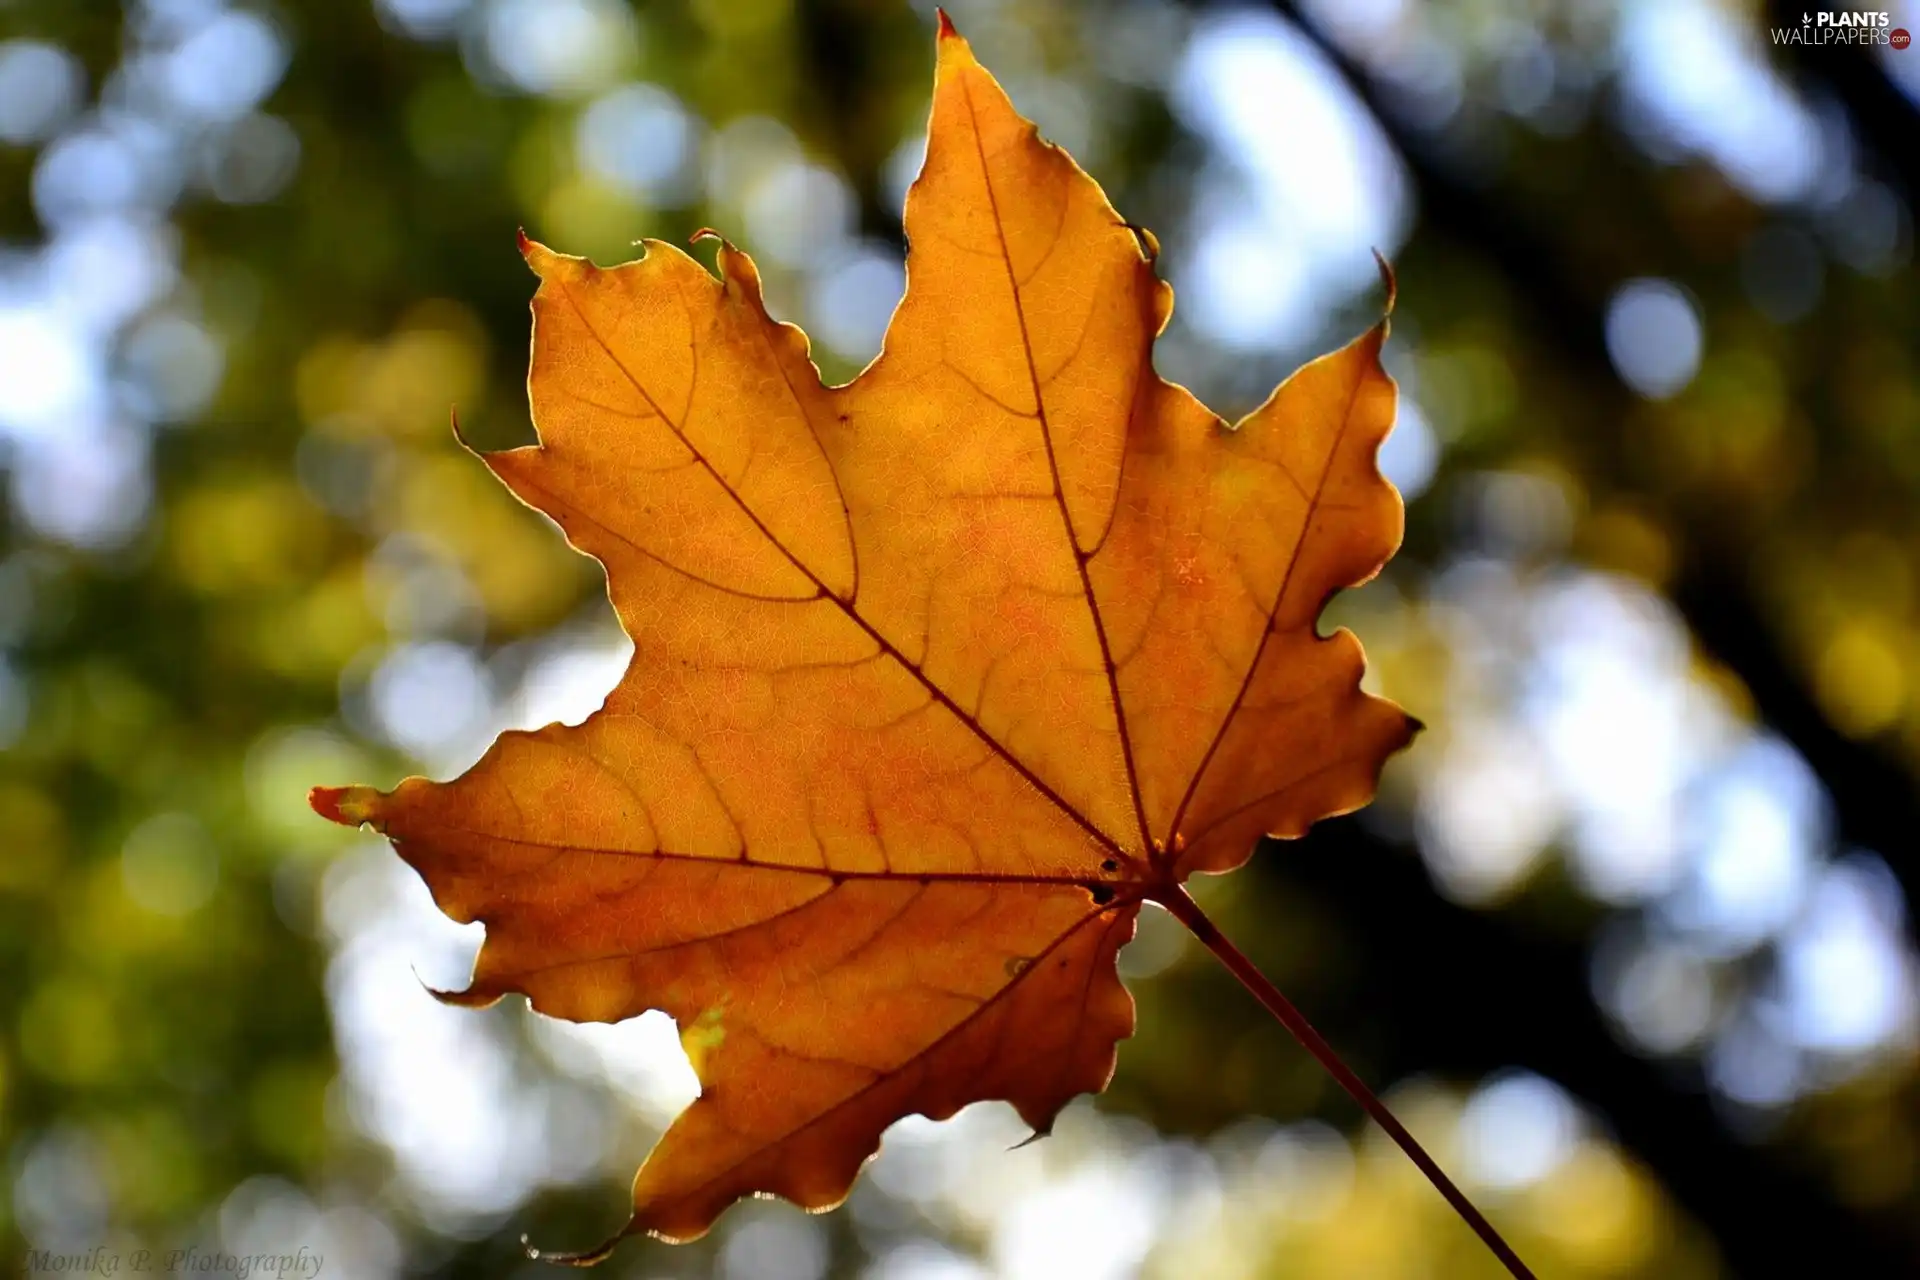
top-left (311, 14), bottom-right (1489, 1270)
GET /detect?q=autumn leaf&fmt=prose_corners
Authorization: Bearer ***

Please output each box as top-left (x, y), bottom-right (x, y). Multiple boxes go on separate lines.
top-left (310, 13), bottom-right (1443, 1269)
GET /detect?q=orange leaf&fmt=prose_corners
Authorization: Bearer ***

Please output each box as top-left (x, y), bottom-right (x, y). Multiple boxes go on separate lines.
top-left (312, 15), bottom-right (1414, 1261)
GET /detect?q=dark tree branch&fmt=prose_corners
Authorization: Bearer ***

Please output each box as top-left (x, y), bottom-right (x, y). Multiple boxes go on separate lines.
top-left (1672, 546), bottom-right (1920, 874)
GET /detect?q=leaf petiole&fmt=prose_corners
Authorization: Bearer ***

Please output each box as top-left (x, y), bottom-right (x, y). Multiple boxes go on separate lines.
top-left (1155, 884), bottom-right (1538, 1280)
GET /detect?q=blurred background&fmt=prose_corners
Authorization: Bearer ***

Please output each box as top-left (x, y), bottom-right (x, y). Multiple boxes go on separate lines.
top-left (3, 0), bottom-right (1917, 1275)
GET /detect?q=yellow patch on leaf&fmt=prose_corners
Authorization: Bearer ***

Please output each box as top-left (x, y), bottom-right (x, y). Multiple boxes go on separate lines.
top-left (312, 15), bottom-right (1413, 1263)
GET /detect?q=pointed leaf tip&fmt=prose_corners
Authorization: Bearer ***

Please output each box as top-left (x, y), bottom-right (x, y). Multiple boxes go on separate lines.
top-left (1372, 249), bottom-right (1397, 316)
top-left (1009, 1128), bottom-right (1049, 1151)
top-left (936, 7), bottom-right (957, 38)
top-left (307, 785), bottom-right (348, 823)
top-left (516, 226), bottom-right (533, 256)
top-left (308, 784), bottom-right (381, 828)
top-left (428, 982), bottom-right (501, 1009)
top-left (523, 1226), bottom-right (631, 1268)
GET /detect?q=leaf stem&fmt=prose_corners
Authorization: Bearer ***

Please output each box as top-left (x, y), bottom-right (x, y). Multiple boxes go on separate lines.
top-left (1158, 884), bottom-right (1537, 1280)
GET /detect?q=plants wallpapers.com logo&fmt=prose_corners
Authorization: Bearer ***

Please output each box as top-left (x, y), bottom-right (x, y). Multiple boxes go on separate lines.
top-left (1772, 10), bottom-right (1911, 44)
